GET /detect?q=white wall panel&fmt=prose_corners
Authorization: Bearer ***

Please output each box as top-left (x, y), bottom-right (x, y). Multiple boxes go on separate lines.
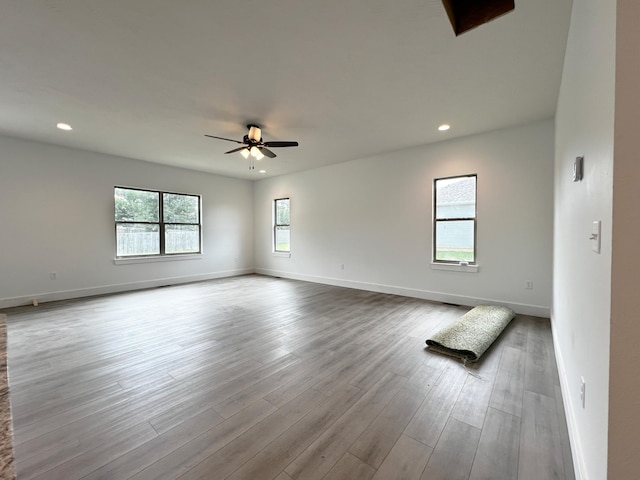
top-left (254, 120), bottom-right (554, 316)
top-left (0, 136), bottom-right (254, 307)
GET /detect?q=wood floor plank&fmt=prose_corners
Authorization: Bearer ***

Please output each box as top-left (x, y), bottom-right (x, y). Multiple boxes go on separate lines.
top-left (285, 372), bottom-right (407, 480)
top-left (349, 364), bottom-right (440, 469)
top-left (15, 373), bottom-right (205, 455)
top-left (524, 319), bottom-right (557, 397)
top-left (175, 388), bottom-right (328, 480)
top-left (371, 434), bottom-right (433, 480)
top-left (81, 407), bottom-right (225, 480)
top-left (12, 383), bottom-right (131, 444)
top-left (468, 407), bottom-right (521, 480)
top-left (2, 275), bottom-right (575, 480)
top-left (30, 421), bottom-right (157, 480)
top-left (213, 359), bottom-right (311, 419)
top-left (518, 391), bottom-right (565, 480)
top-left (128, 399), bottom-right (276, 480)
top-left (421, 417), bottom-right (481, 480)
top-left (275, 472), bottom-right (295, 480)
top-left (224, 384), bottom-right (364, 480)
top-left (386, 337), bottom-right (429, 379)
top-left (347, 336), bottom-right (413, 390)
top-left (12, 381), bottom-right (124, 429)
top-left (262, 345), bottom-right (361, 408)
top-left (197, 353), bottom-right (301, 411)
top-left (455, 337), bottom-right (503, 383)
top-left (15, 438), bottom-right (81, 480)
top-left (322, 452), bottom-right (376, 480)
top-left (502, 316), bottom-right (530, 350)
top-left (449, 375), bottom-right (493, 430)
top-left (489, 346), bottom-right (526, 418)
top-left (555, 385), bottom-right (576, 480)
top-left (15, 390), bottom-right (152, 463)
top-left (148, 359), bottom-right (265, 434)
top-left (403, 365), bottom-right (468, 447)
top-left (310, 346), bottom-right (373, 395)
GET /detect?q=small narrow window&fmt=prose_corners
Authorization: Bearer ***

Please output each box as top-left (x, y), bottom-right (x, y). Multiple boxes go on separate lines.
top-left (115, 187), bottom-right (201, 257)
top-left (274, 198), bottom-right (290, 253)
top-left (433, 174), bottom-right (477, 263)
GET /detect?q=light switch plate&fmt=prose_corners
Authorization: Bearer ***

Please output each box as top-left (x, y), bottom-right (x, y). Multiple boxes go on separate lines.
top-left (592, 221), bottom-right (601, 254)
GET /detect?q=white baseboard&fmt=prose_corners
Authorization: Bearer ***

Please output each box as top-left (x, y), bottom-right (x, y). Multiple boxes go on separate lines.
top-left (0, 268), bottom-right (254, 309)
top-left (255, 268), bottom-right (550, 317)
top-left (550, 313), bottom-right (588, 480)
top-left (1, 267), bottom-right (550, 317)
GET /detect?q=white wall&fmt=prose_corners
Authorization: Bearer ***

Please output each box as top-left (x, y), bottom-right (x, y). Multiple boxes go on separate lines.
top-left (254, 120), bottom-right (554, 316)
top-left (609, 0), bottom-right (640, 477)
top-left (553, 0), bottom-right (616, 478)
top-left (0, 135), bottom-right (254, 308)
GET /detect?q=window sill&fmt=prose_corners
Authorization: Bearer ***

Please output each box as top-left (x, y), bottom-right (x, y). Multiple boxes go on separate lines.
top-left (272, 251), bottom-right (291, 258)
top-left (430, 262), bottom-right (479, 273)
top-left (114, 254), bottom-right (203, 265)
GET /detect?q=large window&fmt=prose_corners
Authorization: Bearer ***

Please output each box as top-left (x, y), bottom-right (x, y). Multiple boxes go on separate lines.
top-left (274, 198), bottom-right (290, 253)
top-left (115, 187), bottom-right (201, 257)
top-left (433, 174), bottom-right (476, 263)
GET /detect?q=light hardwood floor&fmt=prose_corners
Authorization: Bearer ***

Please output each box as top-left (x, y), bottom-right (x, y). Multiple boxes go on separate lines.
top-left (3, 275), bottom-right (574, 480)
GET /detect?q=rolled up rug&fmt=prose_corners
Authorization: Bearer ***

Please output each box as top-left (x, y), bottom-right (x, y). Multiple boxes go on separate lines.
top-left (426, 305), bottom-right (515, 362)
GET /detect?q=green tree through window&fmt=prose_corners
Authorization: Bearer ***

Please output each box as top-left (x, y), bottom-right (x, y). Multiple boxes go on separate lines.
top-left (274, 198), bottom-right (290, 253)
top-left (115, 187), bottom-right (201, 257)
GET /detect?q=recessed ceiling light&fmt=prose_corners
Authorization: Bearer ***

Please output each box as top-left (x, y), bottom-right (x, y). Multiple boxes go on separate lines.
top-left (438, 124), bottom-right (450, 131)
top-left (259, 170), bottom-right (266, 174)
top-left (56, 122), bottom-right (72, 131)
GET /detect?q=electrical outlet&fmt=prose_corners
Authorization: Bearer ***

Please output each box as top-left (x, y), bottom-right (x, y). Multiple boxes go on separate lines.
top-left (525, 281), bottom-right (533, 290)
top-left (50, 272), bottom-right (57, 280)
top-left (580, 377), bottom-right (586, 408)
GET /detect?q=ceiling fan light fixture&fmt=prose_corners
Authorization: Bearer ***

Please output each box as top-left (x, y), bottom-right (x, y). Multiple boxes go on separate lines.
top-left (250, 146), bottom-right (263, 159)
top-left (240, 148), bottom-right (250, 159)
top-left (248, 125), bottom-right (261, 142)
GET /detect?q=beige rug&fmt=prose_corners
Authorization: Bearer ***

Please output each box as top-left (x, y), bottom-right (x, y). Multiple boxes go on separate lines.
top-left (426, 305), bottom-right (515, 362)
top-left (0, 315), bottom-right (16, 480)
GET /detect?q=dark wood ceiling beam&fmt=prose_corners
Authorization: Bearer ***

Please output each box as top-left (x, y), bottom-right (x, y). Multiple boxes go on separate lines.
top-left (442, 0), bottom-right (515, 36)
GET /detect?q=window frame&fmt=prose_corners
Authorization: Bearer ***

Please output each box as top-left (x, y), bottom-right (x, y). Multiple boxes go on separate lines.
top-left (114, 186), bottom-right (202, 258)
top-left (432, 174), bottom-right (477, 265)
top-left (273, 197), bottom-right (291, 253)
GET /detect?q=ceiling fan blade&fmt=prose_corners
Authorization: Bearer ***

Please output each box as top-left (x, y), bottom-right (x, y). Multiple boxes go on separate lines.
top-left (263, 141), bottom-right (299, 148)
top-left (259, 147), bottom-right (277, 158)
top-left (204, 134), bottom-right (244, 144)
top-left (225, 147), bottom-right (248, 154)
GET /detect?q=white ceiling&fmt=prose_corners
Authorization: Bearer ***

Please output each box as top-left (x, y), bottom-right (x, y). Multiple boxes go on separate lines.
top-left (0, 0), bottom-right (572, 180)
